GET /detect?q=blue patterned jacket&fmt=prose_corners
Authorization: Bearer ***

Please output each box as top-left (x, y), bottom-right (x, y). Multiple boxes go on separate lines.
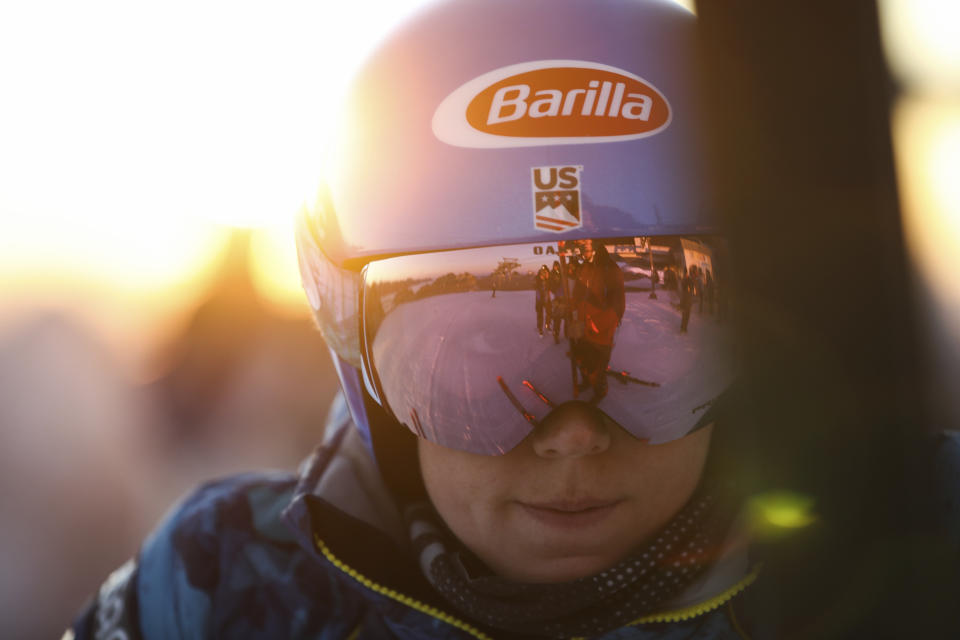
top-left (68, 396), bottom-right (959, 639)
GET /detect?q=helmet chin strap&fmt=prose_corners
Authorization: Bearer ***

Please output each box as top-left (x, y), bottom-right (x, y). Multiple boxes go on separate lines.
top-left (362, 382), bottom-right (427, 504)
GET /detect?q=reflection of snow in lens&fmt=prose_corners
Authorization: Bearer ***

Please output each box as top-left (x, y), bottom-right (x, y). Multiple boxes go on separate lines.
top-left (606, 291), bottom-right (735, 443)
top-left (370, 286), bottom-right (734, 453)
top-left (467, 325), bottom-right (510, 355)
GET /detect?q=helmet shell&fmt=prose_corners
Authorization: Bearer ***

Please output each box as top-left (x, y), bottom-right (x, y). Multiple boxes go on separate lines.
top-left (317, 0), bottom-right (709, 266)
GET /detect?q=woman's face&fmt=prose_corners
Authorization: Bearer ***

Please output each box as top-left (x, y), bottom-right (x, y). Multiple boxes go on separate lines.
top-left (418, 404), bottom-right (712, 583)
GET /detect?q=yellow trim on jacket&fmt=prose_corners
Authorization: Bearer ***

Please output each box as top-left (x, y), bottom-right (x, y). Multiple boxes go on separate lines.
top-left (314, 533), bottom-right (760, 639)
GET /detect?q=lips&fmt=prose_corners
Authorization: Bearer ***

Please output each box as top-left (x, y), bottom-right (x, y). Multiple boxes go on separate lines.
top-left (517, 498), bottom-right (622, 529)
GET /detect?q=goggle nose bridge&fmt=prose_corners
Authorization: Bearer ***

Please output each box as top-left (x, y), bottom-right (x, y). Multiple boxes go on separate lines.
top-left (357, 267), bottom-right (390, 413)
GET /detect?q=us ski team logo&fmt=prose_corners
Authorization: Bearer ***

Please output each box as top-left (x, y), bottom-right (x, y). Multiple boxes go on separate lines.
top-left (532, 165), bottom-right (582, 232)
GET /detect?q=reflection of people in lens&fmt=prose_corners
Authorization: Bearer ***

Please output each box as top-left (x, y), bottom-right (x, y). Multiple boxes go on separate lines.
top-left (572, 239), bottom-right (625, 402)
top-left (663, 264), bottom-right (678, 292)
top-left (679, 266), bottom-right (695, 333)
top-left (694, 264), bottom-right (705, 314)
top-left (548, 260), bottom-right (565, 344)
top-left (535, 265), bottom-right (551, 338)
top-left (704, 268), bottom-right (715, 315)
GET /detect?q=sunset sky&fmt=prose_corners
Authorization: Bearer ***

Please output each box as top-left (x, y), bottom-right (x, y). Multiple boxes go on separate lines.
top-left (0, 0), bottom-right (444, 372)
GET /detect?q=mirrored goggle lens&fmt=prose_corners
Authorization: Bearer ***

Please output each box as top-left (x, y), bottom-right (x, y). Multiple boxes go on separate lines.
top-left (361, 236), bottom-right (734, 455)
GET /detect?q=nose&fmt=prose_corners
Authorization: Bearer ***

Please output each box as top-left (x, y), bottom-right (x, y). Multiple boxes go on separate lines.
top-left (530, 402), bottom-right (611, 459)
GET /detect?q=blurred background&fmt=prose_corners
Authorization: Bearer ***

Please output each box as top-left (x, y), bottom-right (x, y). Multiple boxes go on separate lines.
top-left (0, 0), bottom-right (956, 638)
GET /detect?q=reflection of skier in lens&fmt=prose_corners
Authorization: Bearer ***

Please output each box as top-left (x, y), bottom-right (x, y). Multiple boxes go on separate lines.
top-left (663, 264), bottom-right (678, 292)
top-left (704, 268), bottom-right (715, 315)
top-left (694, 265), bottom-right (706, 314)
top-left (535, 265), bottom-right (551, 337)
top-left (679, 266), bottom-right (695, 333)
top-left (549, 260), bottom-right (565, 344)
top-left (572, 239), bottom-right (625, 402)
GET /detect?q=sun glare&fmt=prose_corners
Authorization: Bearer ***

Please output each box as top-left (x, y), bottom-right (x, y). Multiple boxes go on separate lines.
top-left (249, 221), bottom-right (306, 314)
top-left (894, 98), bottom-right (960, 310)
top-left (0, 0), bottom-right (437, 362)
top-left (879, 0), bottom-right (960, 93)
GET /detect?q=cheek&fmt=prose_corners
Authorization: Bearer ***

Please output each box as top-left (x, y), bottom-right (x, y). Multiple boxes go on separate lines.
top-left (418, 441), bottom-right (508, 524)
top-left (642, 426), bottom-right (713, 495)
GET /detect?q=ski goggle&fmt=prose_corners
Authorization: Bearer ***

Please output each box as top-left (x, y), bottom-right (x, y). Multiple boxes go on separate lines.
top-left (357, 236), bottom-right (735, 455)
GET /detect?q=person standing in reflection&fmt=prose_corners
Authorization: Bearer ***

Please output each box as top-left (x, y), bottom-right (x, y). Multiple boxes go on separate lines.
top-left (679, 266), bottom-right (695, 333)
top-left (717, 271), bottom-right (728, 322)
top-left (694, 265), bottom-right (705, 314)
top-left (549, 260), bottom-right (566, 344)
top-left (535, 265), bottom-right (551, 338)
top-left (572, 240), bottom-right (625, 402)
top-left (664, 264), bottom-right (678, 292)
top-left (704, 268), bottom-right (715, 316)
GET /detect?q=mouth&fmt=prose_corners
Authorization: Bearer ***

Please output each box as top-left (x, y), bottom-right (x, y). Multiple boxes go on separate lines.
top-left (517, 499), bottom-right (622, 529)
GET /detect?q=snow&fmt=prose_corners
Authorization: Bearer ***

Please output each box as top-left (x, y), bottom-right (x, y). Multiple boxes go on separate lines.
top-left (370, 289), bottom-right (735, 452)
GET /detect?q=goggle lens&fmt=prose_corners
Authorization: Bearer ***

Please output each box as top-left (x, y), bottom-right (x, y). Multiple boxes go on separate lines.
top-left (361, 236), bottom-right (734, 454)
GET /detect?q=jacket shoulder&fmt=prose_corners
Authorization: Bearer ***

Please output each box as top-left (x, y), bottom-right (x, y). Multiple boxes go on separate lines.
top-left (70, 471), bottom-right (364, 640)
top-left (136, 471), bottom-right (300, 639)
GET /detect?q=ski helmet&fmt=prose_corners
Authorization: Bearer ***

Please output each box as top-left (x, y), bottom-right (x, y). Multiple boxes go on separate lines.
top-left (297, 0), bottom-right (728, 461)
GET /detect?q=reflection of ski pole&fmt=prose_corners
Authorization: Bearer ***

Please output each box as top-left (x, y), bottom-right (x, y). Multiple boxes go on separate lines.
top-left (691, 398), bottom-right (715, 414)
top-left (409, 408), bottom-right (426, 439)
top-left (497, 376), bottom-right (538, 425)
top-left (605, 367), bottom-right (660, 387)
top-left (522, 380), bottom-right (556, 408)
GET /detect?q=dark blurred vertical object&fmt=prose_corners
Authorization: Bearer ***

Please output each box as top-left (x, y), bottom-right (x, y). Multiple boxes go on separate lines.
top-left (696, 1), bottom-right (956, 637)
top-left (152, 228), bottom-right (338, 458)
top-left (156, 229), bottom-right (269, 437)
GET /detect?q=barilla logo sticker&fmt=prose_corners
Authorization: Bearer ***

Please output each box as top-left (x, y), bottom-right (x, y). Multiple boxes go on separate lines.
top-left (433, 60), bottom-right (671, 148)
top-left (533, 165), bottom-right (582, 232)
